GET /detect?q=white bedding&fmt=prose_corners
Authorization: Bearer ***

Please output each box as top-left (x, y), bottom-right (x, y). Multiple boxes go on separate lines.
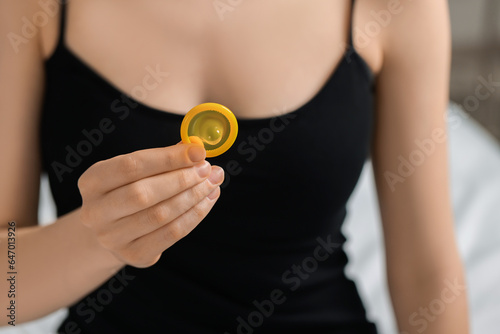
top-left (5, 104), bottom-right (499, 333)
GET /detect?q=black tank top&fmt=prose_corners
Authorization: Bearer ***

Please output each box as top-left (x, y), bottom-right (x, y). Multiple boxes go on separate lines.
top-left (41, 1), bottom-right (377, 333)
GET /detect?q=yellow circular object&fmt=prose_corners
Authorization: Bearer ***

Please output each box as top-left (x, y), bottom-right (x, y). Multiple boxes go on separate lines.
top-left (180, 103), bottom-right (238, 157)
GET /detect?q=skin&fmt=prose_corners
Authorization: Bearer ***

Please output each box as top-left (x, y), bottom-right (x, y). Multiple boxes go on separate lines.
top-left (0, 0), bottom-right (468, 332)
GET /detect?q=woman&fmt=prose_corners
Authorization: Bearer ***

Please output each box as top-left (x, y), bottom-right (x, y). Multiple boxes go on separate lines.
top-left (0, 0), bottom-right (469, 333)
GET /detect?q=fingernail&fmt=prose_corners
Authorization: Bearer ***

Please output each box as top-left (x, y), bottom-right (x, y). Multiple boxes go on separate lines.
top-left (195, 161), bottom-right (211, 178)
top-left (208, 166), bottom-right (224, 185)
top-left (207, 187), bottom-right (220, 200)
top-left (189, 136), bottom-right (204, 146)
top-left (188, 145), bottom-right (206, 162)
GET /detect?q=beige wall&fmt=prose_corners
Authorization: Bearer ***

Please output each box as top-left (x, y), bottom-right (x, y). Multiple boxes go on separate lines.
top-left (449, 0), bottom-right (500, 141)
top-left (450, 0), bottom-right (500, 47)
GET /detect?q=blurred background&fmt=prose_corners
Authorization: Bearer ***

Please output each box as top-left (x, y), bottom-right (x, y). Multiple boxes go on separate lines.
top-left (449, 0), bottom-right (500, 141)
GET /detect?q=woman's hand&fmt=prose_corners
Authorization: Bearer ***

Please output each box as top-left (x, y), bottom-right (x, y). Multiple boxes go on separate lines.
top-left (77, 143), bottom-right (224, 268)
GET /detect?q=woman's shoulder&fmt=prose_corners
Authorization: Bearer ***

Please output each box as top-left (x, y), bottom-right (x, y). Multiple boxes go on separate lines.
top-left (0, 0), bottom-right (57, 58)
top-left (354, 0), bottom-right (450, 76)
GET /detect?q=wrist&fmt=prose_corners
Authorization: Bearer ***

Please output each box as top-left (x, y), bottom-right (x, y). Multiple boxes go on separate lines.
top-left (72, 209), bottom-right (126, 274)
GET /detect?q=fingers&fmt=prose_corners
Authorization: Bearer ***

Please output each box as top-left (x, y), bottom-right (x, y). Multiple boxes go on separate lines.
top-left (94, 162), bottom-right (216, 222)
top-left (188, 136), bottom-right (204, 145)
top-left (77, 141), bottom-right (226, 269)
top-left (78, 143), bottom-right (206, 194)
top-left (124, 188), bottom-right (222, 267)
top-left (99, 166), bottom-right (224, 246)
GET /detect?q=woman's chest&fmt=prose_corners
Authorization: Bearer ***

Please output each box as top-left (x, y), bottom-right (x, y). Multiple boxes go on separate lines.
top-left (46, 0), bottom-right (359, 118)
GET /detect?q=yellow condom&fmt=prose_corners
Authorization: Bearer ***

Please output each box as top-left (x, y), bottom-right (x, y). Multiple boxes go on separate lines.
top-left (180, 103), bottom-right (238, 157)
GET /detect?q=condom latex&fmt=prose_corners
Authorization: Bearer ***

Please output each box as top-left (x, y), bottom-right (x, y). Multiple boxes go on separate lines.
top-left (180, 103), bottom-right (238, 157)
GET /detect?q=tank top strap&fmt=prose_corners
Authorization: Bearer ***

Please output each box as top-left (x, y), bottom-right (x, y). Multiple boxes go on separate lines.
top-left (56, 0), bottom-right (68, 47)
top-left (348, 0), bottom-right (356, 47)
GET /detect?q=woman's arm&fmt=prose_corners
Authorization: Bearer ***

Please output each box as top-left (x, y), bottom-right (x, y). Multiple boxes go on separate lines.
top-left (0, 0), bottom-right (125, 324)
top-left (0, 0), bottom-right (44, 228)
top-left (369, 0), bottom-right (469, 333)
top-left (0, 0), bottom-right (223, 325)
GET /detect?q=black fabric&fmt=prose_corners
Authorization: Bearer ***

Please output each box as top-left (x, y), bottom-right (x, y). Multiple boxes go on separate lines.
top-left (40, 0), bottom-right (377, 333)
